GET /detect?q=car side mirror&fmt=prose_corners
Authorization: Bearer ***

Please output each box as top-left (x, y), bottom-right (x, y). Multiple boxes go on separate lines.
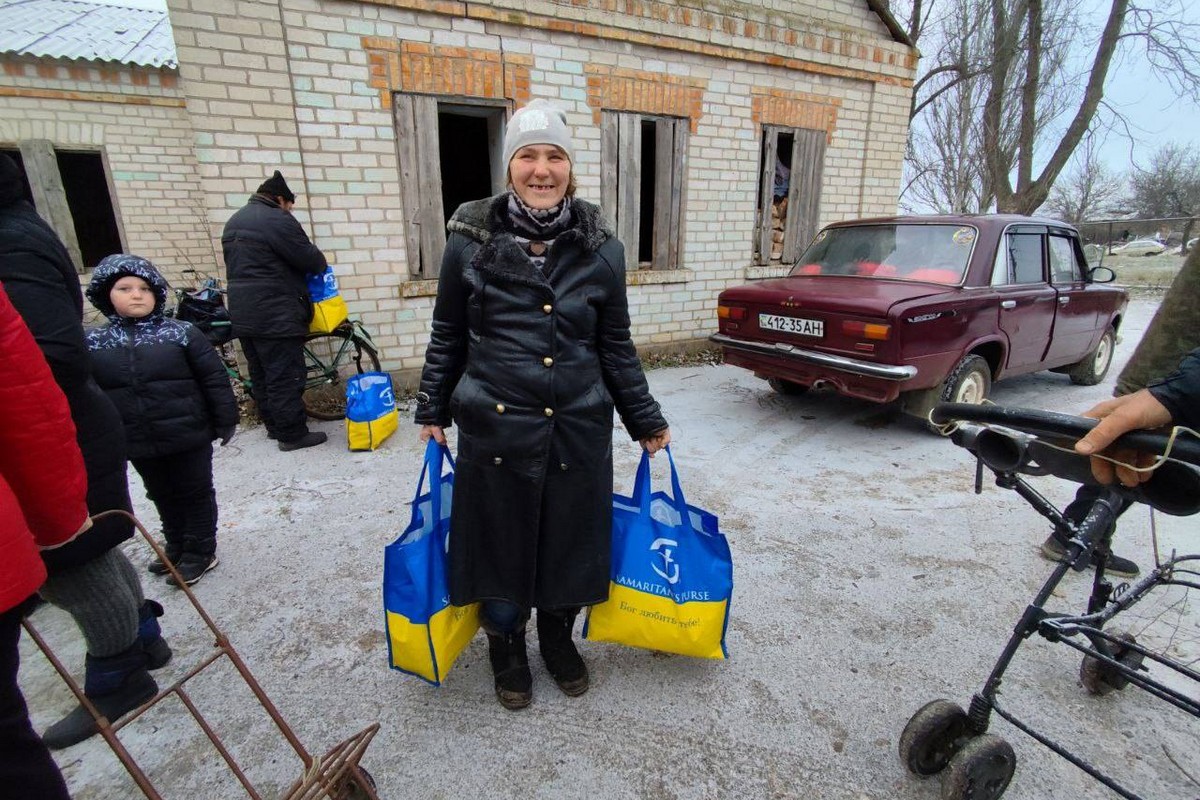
top-left (1088, 265), bottom-right (1116, 284)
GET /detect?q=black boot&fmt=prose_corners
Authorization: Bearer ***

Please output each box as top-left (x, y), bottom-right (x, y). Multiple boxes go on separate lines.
top-left (41, 643), bottom-right (158, 750)
top-left (537, 609), bottom-right (589, 697)
top-left (147, 542), bottom-right (182, 575)
top-left (486, 631), bottom-right (532, 710)
top-left (138, 599), bottom-right (172, 669)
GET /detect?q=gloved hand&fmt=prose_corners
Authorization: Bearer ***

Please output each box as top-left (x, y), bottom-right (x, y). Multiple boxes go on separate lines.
top-left (217, 425), bottom-right (236, 446)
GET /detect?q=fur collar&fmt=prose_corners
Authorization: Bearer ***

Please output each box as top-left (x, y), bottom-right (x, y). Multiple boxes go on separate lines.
top-left (449, 193), bottom-right (612, 287)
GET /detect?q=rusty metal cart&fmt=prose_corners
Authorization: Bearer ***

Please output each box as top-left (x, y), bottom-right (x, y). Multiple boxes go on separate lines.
top-left (24, 510), bottom-right (380, 800)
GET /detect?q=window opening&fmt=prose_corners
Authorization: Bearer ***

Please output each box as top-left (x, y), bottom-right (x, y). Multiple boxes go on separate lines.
top-left (56, 150), bottom-right (122, 271)
top-left (754, 126), bottom-right (825, 266)
top-left (393, 95), bottom-right (506, 279)
top-left (599, 111), bottom-right (688, 271)
top-left (1008, 233), bottom-right (1044, 284)
top-left (438, 111), bottom-right (498, 228)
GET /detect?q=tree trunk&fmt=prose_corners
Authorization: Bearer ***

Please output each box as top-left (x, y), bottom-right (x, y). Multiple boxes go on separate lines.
top-left (1114, 244), bottom-right (1200, 395)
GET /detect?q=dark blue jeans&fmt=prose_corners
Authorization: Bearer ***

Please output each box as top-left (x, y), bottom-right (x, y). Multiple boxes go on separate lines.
top-left (481, 601), bottom-right (529, 635)
top-left (0, 596), bottom-right (71, 799)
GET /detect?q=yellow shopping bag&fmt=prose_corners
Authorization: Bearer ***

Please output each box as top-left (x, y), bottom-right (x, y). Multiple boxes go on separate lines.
top-left (584, 448), bottom-right (732, 660)
top-left (307, 266), bottom-right (349, 333)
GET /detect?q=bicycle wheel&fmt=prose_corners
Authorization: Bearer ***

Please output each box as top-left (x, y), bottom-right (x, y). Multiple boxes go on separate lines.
top-left (301, 327), bottom-right (381, 420)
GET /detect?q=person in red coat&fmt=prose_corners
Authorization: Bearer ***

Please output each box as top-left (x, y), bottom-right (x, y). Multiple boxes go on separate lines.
top-left (0, 283), bottom-right (90, 798)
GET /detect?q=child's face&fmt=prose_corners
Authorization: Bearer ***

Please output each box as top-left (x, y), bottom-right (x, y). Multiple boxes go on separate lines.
top-left (110, 275), bottom-right (155, 319)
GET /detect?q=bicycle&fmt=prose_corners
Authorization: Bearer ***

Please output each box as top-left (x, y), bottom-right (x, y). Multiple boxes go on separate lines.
top-left (172, 273), bottom-right (382, 421)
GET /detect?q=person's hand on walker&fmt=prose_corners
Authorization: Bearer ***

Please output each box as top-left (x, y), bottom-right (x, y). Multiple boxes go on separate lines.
top-left (1074, 389), bottom-right (1173, 487)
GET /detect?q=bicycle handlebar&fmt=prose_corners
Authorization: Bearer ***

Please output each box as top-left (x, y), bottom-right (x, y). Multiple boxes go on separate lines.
top-left (932, 403), bottom-right (1200, 468)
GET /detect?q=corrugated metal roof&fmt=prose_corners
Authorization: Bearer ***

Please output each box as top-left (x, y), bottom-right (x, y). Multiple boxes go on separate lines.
top-left (0, 0), bottom-right (176, 68)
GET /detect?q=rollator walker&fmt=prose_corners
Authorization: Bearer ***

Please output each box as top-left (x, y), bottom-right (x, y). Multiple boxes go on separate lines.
top-left (899, 403), bottom-right (1200, 800)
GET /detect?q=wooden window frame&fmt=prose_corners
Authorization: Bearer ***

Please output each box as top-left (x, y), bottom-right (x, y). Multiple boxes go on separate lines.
top-left (393, 94), bottom-right (508, 280)
top-left (599, 111), bottom-right (688, 271)
top-left (753, 126), bottom-right (825, 266)
top-left (11, 140), bottom-right (124, 273)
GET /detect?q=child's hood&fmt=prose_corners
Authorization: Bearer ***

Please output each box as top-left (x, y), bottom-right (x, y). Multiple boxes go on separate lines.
top-left (86, 254), bottom-right (171, 320)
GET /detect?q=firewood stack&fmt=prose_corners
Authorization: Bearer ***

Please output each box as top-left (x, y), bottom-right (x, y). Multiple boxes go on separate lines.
top-left (770, 197), bottom-right (788, 260)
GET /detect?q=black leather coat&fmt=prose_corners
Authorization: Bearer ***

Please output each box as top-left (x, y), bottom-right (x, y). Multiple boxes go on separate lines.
top-left (1148, 347), bottom-right (1199, 430)
top-left (416, 194), bottom-right (667, 609)
top-left (221, 194), bottom-right (327, 338)
top-left (0, 194), bottom-right (133, 571)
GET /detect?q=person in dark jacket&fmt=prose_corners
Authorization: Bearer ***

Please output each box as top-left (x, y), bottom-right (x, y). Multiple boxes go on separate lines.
top-left (222, 170), bottom-right (328, 451)
top-left (0, 153), bottom-right (169, 751)
top-left (86, 254), bottom-right (239, 586)
top-left (0, 283), bottom-right (89, 799)
top-left (416, 100), bottom-right (671, 710)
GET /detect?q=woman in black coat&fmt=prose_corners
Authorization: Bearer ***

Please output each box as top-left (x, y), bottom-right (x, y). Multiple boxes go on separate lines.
top-left (416, 100), bottom-right (671, 709)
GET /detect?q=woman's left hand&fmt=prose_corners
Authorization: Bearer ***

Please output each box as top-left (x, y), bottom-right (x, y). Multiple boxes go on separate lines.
top-left (640, 427), bottom-right (671, 456)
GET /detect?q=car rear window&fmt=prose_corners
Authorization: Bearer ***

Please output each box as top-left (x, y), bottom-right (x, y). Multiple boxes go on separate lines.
top-left (791, 224), bottom-right (975, 285)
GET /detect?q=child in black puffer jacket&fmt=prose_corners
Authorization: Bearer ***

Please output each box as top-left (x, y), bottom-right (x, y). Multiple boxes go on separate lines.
top-left (86, 254), bottom-right (238, 586)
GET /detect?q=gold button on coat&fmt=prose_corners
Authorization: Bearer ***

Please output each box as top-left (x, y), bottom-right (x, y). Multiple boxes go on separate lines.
top-left (495, 404), bottom-right (506, 414)
top-left (493, 457), bottom-right (503, 465)
top-left (543, 357), bottom-right (554, 367)
top-left (543, 408), bottom-right (554, 417)
top-left (542, 304), bottom-right (553, 314)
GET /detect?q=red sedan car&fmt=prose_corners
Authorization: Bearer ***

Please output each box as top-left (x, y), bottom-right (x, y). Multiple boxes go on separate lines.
top-left (712, 215), bottom-right (1128, 424)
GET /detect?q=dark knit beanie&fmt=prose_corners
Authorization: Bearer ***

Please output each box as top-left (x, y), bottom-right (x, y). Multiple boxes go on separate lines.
top-left (257, 170), bottom-right (295, 203)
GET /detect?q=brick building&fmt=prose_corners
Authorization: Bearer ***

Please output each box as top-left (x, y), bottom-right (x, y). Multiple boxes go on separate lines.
top-left (2, 0), bottom-right (916, 379)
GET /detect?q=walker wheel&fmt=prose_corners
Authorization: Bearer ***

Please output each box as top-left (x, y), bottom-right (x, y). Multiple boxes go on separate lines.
top-left (338, 765), bottom-right (377, 800)
top-left (940, 734), bottom-right (1016, 800)
top-left (1080, 632), bottom-right (1143, 695)
top-left (899, 699), bottom-right (973, 777)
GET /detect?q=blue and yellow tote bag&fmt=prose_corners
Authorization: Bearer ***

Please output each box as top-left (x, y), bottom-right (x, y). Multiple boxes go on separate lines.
top-left (584, 447), bottom-right (732, 660)
top-left (346, 372), bottom-right (399, 451)
top-left (383, 440), bottom-right (480, 685)
top-left (307, 266), bottom-right (349, 333)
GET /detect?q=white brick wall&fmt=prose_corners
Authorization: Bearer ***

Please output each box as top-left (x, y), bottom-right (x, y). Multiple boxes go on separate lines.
top-left (158, 0), bottom-right (913, 378)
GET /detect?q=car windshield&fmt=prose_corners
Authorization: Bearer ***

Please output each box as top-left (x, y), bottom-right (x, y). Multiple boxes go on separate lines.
top-left (790, 224), bottom-right (976, 285)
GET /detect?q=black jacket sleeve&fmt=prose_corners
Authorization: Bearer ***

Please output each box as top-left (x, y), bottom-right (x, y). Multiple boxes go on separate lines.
top-left (0, 248), bottom-right (91, 391)
top-left (1148, 347), bottom-right (1200, 431)
top-left (594, 238), bottom-right (667, 441)
top-left (184, 325), bottom-right (240, 430)
top-left (414, 234), bottom-right (472, 427)
top-left (266, 212), bottom-right (328, 277)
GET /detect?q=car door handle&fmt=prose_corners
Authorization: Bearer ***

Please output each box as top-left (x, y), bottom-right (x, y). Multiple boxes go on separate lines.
top-left (1058, 296), bottom-right (1070, 305)
top-left (1000, 300), bottom-right (1016, 310)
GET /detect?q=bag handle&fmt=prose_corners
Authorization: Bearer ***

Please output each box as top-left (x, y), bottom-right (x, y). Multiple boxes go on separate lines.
top-left (413, 439), bottom-right (455, 520)
top-left (632, 445), bottom-right (695, 535)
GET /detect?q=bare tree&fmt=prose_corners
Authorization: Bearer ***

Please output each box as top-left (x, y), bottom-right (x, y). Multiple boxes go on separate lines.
top-left (1042, 139), bottom-right (1125, 224)
top-left (1128, 143), bottom-right (1200, 250)
top-left (900, 0), bottom-right (1200, 215)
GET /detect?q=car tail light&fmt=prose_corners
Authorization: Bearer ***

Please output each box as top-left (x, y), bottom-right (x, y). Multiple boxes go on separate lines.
top-left (718, 304), bottom-right (747, 321)
top-left (842, 320), bottom-right (891, 340)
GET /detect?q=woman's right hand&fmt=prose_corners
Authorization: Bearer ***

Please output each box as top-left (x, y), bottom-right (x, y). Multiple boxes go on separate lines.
top-left (420, 424), bottom-right (446, 445)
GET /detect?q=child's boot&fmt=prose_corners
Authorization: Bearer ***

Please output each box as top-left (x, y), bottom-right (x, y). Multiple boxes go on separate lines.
top-left (41, 643), bottom-right (157, 750)
top-left (137, 599), bottom-right (172, 668)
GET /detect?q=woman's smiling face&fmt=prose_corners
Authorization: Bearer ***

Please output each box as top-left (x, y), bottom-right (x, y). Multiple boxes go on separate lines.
top-left (508, 144), bottom-right (571, 209)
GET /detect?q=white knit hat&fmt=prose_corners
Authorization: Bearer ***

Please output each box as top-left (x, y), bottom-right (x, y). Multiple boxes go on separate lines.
top-left (502, 99), bottom-right (575, 168)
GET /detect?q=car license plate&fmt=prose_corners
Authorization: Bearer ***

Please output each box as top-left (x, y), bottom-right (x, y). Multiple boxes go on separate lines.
top-left (759, 314), bottom-right (823, 338)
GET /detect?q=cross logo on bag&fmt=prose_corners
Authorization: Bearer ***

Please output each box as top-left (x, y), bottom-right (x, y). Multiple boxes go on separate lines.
top-left (649, 538), bottom-right (680, 585)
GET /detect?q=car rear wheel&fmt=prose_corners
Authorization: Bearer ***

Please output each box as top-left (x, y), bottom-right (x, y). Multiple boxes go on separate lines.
top-left (940, 354), bottom-right (991, 406)
top-left (1067, 327), bottom-right (1115, 386)
top-left (767, 377), bottom-right (809, 396)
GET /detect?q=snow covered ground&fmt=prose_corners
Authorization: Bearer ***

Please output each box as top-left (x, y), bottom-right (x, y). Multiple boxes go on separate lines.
top-left (20, 293), bottom-right (1199, 800)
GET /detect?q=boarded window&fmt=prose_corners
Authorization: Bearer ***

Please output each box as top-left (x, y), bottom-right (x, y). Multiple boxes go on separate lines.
top-left (3, 142), bottom-right (123, 272)
top-left (599, 111), bottom-right (688, 271)
top-left (393, 95), bottom-right (506, 279)
top-left (754, 126), bottom-right (825, 266)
